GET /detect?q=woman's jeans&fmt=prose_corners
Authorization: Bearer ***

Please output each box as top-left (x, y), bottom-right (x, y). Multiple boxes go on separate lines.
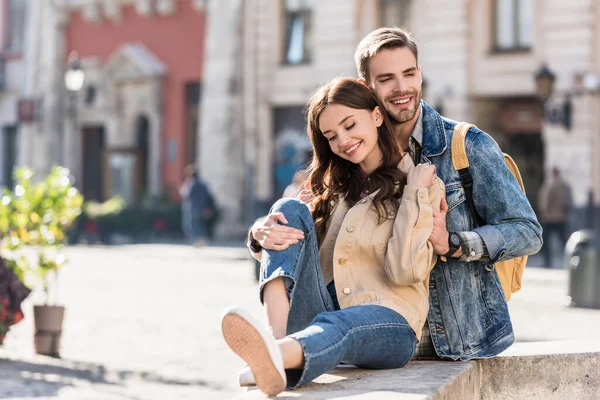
top-left (259, 198), bottom-right (417, 388)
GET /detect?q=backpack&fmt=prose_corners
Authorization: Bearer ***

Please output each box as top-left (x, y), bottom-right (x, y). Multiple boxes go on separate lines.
top-left (450, 122), bottom-right (527, 301)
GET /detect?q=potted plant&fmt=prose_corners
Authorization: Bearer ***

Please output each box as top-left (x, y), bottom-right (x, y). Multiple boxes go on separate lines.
top-left (0, 166), bottom-right (83, 357)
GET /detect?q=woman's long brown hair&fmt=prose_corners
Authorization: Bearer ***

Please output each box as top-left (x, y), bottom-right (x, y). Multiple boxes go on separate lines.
top-left (305, 77), bottom-right (407, 244)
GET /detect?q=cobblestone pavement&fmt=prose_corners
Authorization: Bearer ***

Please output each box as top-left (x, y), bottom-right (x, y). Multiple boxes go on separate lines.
top-left (0, 245), bottom-right (599, 399)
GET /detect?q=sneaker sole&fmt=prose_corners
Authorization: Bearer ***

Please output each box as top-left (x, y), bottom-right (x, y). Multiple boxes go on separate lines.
top-left (222, 313), bottom-right (286, 396)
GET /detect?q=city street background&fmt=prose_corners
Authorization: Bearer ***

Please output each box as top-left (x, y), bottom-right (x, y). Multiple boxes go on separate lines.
top-left (0, 244), bottom-right (597, 399)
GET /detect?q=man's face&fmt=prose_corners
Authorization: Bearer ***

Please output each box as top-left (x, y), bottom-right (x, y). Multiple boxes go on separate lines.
top-left (367, 47), bottom-right (422, 125)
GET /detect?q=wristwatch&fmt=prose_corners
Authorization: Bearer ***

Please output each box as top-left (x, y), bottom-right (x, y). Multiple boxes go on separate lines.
top-left (444, 232), bottom-right (461, 257)
top-left (249, 236), bottom-right (263, 253)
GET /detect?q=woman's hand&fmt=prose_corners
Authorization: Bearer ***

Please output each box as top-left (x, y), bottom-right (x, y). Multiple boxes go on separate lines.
top-left (407, 164), bottom-right (437, 188)
top-left (251, 213), bottom-right (305, 251)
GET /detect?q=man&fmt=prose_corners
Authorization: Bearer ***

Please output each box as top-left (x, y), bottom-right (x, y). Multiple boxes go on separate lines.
top-left (538, 167), bottom-right (572, 268)
top-left (179, 164), bottom-right (215, 247)
top-left (250, 27), bottom-right (542, 362)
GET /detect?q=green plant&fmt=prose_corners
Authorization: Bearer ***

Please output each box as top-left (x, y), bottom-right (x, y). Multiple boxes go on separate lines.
top-left (0, 166), bottom-right (84, 303)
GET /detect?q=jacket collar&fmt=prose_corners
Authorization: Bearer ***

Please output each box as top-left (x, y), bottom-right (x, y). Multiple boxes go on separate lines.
top-left (420, 100), bottom-right (448, 157)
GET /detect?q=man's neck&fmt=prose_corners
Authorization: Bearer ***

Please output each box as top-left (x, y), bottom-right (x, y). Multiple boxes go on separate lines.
top-left (392, 108), bottom-right (421, 150)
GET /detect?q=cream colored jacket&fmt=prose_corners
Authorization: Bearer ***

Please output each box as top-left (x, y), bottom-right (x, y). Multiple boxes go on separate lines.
top-left (251, 156), bottom-right (444, 339)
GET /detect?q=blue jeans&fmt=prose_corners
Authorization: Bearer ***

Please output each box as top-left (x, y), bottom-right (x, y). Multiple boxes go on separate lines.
top-left (259, 198), bottom-right (417, 388)
top-left (181, 204), bottom-right (206, 242)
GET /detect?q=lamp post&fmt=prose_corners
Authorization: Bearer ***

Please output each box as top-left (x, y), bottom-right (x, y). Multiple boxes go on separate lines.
top-left (534, 63), bottom-right (572, 130)
top-left (63, 51), bottom-right (85, 183)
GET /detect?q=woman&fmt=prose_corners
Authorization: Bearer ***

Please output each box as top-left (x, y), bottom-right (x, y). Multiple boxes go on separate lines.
top-left (222, 77), bottom-right (444, 395)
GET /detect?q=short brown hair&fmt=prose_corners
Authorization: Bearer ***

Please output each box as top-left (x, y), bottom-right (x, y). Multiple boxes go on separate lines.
top-left (354, 27), bottom-right (419, 82)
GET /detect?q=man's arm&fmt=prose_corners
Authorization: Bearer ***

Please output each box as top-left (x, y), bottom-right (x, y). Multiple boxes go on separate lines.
top-left (467, 130), bottom-right (543, 262)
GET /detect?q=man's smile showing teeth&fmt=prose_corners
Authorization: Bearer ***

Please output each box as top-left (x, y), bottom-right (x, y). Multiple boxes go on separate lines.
top-left (392, 98), bottom-right (410, 105)
top-left (344, 141), bottom-right (362, 155)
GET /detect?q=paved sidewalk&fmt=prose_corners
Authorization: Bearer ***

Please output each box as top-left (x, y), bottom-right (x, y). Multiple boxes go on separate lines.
top-left (1, 244), bottom-right (262, 399)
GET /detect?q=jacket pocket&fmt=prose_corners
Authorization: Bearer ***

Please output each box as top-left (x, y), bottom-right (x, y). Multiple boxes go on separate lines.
top-left (445, 183), bottom-right (466, 212)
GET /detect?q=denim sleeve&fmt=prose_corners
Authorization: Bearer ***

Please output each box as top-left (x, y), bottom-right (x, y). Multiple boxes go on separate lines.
top-left (467, 130), bottom-right (543, 263)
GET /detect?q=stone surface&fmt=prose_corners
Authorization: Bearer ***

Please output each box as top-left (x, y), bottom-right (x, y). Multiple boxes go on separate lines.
top-left (480, 341), bottom-right (600, 400)
top-left (238, 362), bottom-right (478, 400)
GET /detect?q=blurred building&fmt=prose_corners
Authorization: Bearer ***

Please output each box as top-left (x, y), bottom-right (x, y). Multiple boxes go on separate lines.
top-left (202, 0), bottom-right (598, 235)
top-left (0, 0), bottom-right (29, 189)
top-left (17, 0), bottom-right (206, 205)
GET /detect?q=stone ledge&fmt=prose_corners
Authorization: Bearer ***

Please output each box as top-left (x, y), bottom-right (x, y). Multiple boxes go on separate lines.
top-left (480, 341), bottom-right (600, 400)
top-left (238, 341), bottom-right (600, 399)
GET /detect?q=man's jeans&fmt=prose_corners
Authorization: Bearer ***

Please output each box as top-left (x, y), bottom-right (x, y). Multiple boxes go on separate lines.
top-left (181, 204), bottom-right (206, 242)
top-left (541, 221), bottom-right (567, 268)
top-left (259, 198), bottom-right (417, 388)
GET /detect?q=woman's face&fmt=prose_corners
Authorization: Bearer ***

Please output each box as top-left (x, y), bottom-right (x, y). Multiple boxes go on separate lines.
top-left (319, 103), bottom-right (383, 174)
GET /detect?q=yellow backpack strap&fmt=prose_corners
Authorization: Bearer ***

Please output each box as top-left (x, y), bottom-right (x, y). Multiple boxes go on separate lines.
top-left (503, 154), bottom-right (526, 194)
top-left (451, 122), bottom-right (476, 171)
top-left (450, 122), bottom-right (485, 227)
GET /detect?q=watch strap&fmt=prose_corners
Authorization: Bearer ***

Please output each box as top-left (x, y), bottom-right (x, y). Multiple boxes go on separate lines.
top-left (444, 232), bottom-right (460, 257)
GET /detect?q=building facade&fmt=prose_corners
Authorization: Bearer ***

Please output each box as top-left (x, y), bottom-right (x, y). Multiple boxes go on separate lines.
top-left (0, 0), bottom-right (30, 189)
top-left (204, 0), bottom-right (600, 235)
top-left (19, 0), bottom-right (207, 205)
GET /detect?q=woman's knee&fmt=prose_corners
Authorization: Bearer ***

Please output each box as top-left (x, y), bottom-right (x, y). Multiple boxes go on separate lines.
top-left (270, 198), bottom-right (313, 230)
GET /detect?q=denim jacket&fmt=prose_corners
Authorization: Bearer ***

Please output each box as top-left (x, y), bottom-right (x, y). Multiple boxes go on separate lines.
top-left (418, 101), bottom-right (543, 360)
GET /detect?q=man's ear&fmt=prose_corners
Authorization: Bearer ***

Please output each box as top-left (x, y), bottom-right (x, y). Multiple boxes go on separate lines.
top-left (358, 78), bottom-right (370, 88)
top-left (374, 107), bottom-right (383, 128)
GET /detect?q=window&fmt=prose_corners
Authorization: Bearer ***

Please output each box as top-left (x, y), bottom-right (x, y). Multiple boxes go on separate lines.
top-left (378, 0), bottom-right (412, 29)
top-left (185, 82), bottom-right (201, 167)
top-left (7, 0), bottom-right (26, 52)
top-left (494, 0), bottom-right (533, 51)
top-left (282, 0), bottom-right (312, 65)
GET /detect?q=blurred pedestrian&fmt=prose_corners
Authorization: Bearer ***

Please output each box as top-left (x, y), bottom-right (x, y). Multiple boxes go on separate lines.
top-left (179, 164), bottom-right (215, 247)
top-left (282, 169), bottom-right (307, 198)
top-left (538, 167), bottom-right (572, 268)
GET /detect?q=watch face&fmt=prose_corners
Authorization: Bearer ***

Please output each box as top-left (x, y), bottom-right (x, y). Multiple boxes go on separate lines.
top-left (450, 233), bottom-right (461, 247)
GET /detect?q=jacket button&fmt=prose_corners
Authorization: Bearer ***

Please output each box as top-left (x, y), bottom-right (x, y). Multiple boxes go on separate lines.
top-left (470, 250), bottom-right (476, 256)
top-left (388, 210), bottom-right (395, 216)
top-left (342, 287), bottom-right (351, 295)
top-left (338, 258), bottom-right (347, 265)
top-left (346, 225), bottom-right (354, 232)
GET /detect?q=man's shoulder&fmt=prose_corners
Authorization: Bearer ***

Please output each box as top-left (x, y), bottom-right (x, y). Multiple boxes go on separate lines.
top-left (439, 117), bottom-right (485, 141)
top-left (421, 115), bottom-right (488, 151)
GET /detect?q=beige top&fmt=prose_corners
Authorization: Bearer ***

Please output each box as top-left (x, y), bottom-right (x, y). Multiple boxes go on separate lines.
top-left (250, 156), bottom-right (444, 339)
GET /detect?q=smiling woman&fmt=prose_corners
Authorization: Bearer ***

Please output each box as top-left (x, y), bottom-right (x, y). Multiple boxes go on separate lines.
top-left (221, 76), bottom-right (444, 396)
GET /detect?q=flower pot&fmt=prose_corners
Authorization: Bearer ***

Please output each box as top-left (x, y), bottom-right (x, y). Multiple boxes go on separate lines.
top-left (33, 305), bottom-right (64, 357)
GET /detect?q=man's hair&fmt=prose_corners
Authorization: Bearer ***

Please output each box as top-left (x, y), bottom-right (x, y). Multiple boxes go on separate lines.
top-left (354, 27), bottom-right (419, 82)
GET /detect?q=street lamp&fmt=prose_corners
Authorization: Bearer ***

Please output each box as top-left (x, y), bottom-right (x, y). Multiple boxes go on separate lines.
top-left (534, 63), bottom-right (571, 131)
top-left (64, 51), bottom-right (85, 93)
top-left (63, 51), bottom-right (85, 184)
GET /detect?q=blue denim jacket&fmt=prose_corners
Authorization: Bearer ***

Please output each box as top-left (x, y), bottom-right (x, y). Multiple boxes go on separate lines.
top-left (418, 101), bottom-right (543, 360)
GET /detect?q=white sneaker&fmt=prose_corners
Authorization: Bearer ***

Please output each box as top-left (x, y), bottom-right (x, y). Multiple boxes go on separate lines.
top-left (238, 365), bottom-right (256, 387)
top-left (222, 308), bottom-right (286, 396)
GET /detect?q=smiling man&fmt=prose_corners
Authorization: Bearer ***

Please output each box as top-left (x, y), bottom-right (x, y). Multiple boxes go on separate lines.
top-left (355, 27), bottom-right (542, 360)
